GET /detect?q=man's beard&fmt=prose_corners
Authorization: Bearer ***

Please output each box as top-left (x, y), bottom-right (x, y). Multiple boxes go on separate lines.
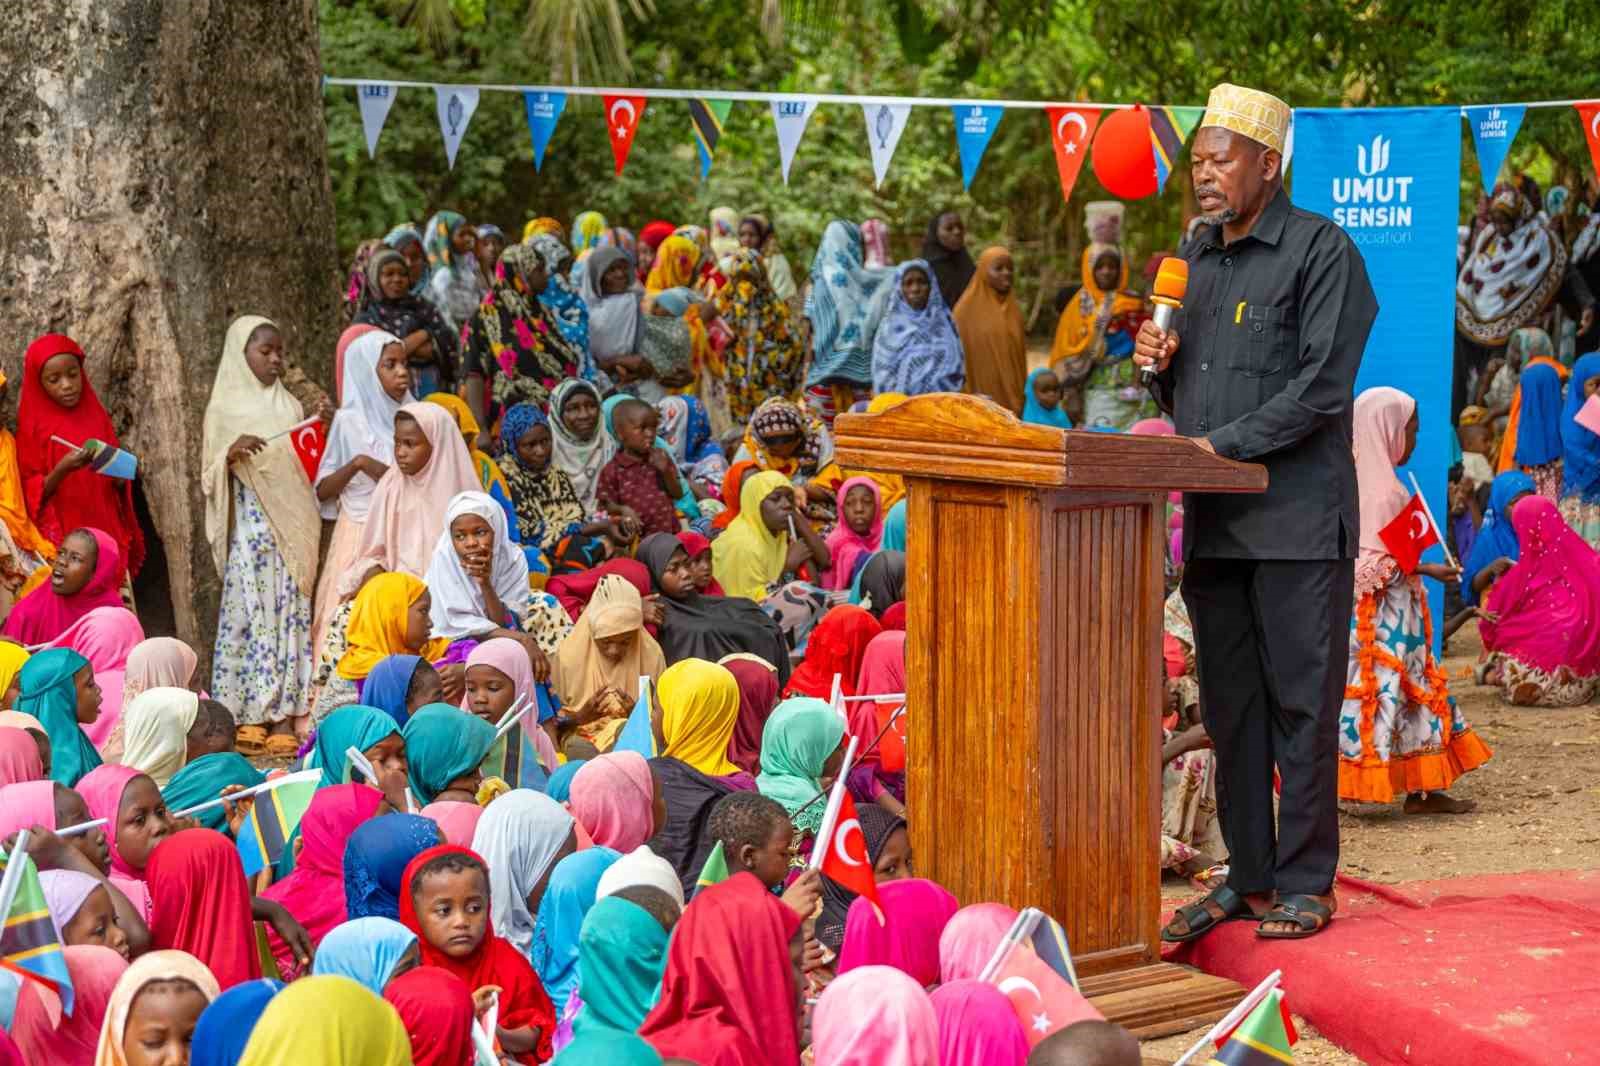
top-left (1196, 206), bottom-right (1238, 226)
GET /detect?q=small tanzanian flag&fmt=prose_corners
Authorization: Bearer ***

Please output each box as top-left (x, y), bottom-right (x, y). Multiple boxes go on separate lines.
top-left (1207, 988), bottom-right (1297, 1065)
top-left (236, 771), bottom-right (320, 878)
top-left (1149, 105), bottom-right (1204, 193)
top-left (696, 840), bottom-right (730, 896)
top-left (0, 846), bottom-right (73, 1016)
top-left (689, 98), bottom-right (733, 179)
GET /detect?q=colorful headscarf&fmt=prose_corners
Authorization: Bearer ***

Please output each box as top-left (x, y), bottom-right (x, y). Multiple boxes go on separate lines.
top-left (954, 246), bottom-right (1028, 414)
top-left (311, 916), bottom-right (418, 995)
top-left (784, 604), bottom-right (883, 699)
top-left (17, 648), bottom-right (99, 785)
top-left (871, 259), bottom-right (966, 396)
top-left (120, 687), bottom-right (199, 787)
top-left (645, 235), bottom-right (701, 295)
top-left (0, 726), bottom-right (43, 787)
top-left (1462, 470), bottom-right (1537, 606)
top-left (806, 221), bottom-right (894, 387)
top-left (359, 654), bottom-right (423, 727)
top-left (462, 244), bottom-right (586, 414)
top-left (307, 705), bottom-right (401, 789)
top-left (825, 477), bottom-right (883, 591)
top-left (1481, 495), bottom-right (1600, 676)
top-left (524, 217), bottom-right (565, 243)
top-left (1353, 386), bottom-right (1417, 596)
top-left (424, 490), bottom-right (532, 641)
top-left (14, 943), bottom-right (126, 1066)
top-left (1514, 363), bottom-right (1564, 467)
top-left (570, 751), bottom-right (656, 854)
top-left (191, 978), bottom-right (284, 1066)
top-left (813, 965), bottom-right (939, 1066)
top-left (938, 901), bottom-right (1020, 983)
top-left (95, 950), bottom-right (222, 1066)
top-left (532, 847), bottom-right (622, 1020)
top-left (720, 653), bottom-right (780, 776)
top-left (931, 979), bottom-right (1031, 1066)
top-left (315, 328), bottom-right (412, 521)
top-left (531, 232), bottom-right (591, 354)
top-left (742, 396), bottom-right (830, 481)
top-left (568, 895), bottom-right (671, 1049)
top-left (384, 224), bottom-right (430, 294)
top-left (548, 378), bottom-right (616, 513)
top-left (343, 812), bottom-right (444, 921)
top-left (161, 753), bottom-right (265, 834)
top-left (236, 975), bottom-right (412, 1066)
top-left (838, 877), bottom-right (960, 986)
top-left (337, 573), bottom-right (449, 681)
top-left (401, 703), bottom-right (496, 805)
top-left (710, 469), bottom-right (792, 601)
top-left (756, 697), bottom-right (846, 835)
top-left (3, 527), bottom-right (124, 646)
top-left (572, 211), bottom-right (609, 257)
top-left (383, 967), bottom-right (476, 1066)
top-left (715, 249), bottom-right (807, 422)
top-left (1022, 365), bottom-right (1072, 428)
top-left (657, 658), bottom-right (743, 777)
top-left (1561, 354), bottom-right (1600, 501)
top-left (145, 829), bottom-right (263, 989)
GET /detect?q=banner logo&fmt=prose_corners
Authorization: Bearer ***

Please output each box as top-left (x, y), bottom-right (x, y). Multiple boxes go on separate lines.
top-left (356, 82), bottom-right (399, 159)
top-left (862, 103), bottom-right (912, 188)
top-left (770, 98), bottom-right (819, 184)
top-left (433, 86), bottom-right (480, 170)
top-left (1333, 134), bottom-right (1413, 233)
top-left (1356, 134), bottom-right (1390, 176)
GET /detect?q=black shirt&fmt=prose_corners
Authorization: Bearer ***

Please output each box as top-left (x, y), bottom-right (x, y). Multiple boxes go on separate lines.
top-left (1152, 187), bottom-right (1378, 560)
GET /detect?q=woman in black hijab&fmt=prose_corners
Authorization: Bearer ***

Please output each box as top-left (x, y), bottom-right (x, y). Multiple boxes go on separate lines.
top-left (921, 210), bottom-right (976, 306)
top-left (857, 550), bottom-right (906, 618)
top-left (636, 533), bottom-right (792, 686)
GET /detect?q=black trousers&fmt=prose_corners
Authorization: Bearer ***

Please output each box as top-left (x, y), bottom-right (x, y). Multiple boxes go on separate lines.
top-left (1181, 556), bottom-right (1354, 898)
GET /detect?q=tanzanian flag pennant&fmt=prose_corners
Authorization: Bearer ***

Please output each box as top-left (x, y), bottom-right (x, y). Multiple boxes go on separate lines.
top-left (236, 771), bottom-right (320, 878)
top-left (612, 678), bottom-right (657, 757)
top-left (696, 841), bottom-right (730, 896)
top-left (689, 98), bottom-right (734, 179)
top-left (1149, 105), bottom-right (1204, 193)
top-left (479, 685), bottom-right (557, 791)
top-left (0, 846), bottom-right (73, 1016)
top-left (1208, 989), bottom-right (1297, 1065)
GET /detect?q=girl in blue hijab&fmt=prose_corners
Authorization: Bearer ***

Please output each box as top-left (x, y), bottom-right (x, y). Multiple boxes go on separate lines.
top-left (1021, 366), bottom-right (1073, 429)
top-left (1461, 470), bottom-right (1536, 606)
top-left (343, 813), bottom-right (444, 920)
top-left (360, 654), bottom-right (431, 727)
top-left (1514, 363), bottom-right (1564, 488)
top-left (1560, 353), bottom-right (1600, 548)
top-left (312, 916), bottom-right (419, 995)
top-left (531, 847), bottom-right (621, 1022)
top-left (191, 978), bottom-right (284, 1066)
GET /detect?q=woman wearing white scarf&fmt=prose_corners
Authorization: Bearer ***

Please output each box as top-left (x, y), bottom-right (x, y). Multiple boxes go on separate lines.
top-left (548, 378), bottom-right (614, 514)
top-left (311, 329), bottom-right (415, 656)
top-left (424, 490), bottom-right (533, 643)
top-left (580, 246), bottom-right (640, 394)
top-left (121, 687), bottom-right (201, 787)
top-left (200, 315), bottom-right (322, 739)
top-left (471, 788), bottom-right (577, 957)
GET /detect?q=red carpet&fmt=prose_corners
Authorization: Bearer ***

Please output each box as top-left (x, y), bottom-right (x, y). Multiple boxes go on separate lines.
top-left (1163, 869), bottom-right (1600, 1065)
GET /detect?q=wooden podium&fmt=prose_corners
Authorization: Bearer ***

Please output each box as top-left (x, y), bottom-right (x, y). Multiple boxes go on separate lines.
top-left (833, 394), bottom-right (1268, 1036)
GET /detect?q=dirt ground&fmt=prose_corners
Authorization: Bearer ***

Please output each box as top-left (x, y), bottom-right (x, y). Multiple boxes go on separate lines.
top-left (1141, 623), bottom-right (1600, 1064)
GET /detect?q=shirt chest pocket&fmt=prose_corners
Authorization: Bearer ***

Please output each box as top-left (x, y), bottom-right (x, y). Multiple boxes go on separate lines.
top-left (1228, 305), bottom-right (1298, 378)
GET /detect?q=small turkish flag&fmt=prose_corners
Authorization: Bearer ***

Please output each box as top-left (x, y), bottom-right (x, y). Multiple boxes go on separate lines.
top-left (602, 94), bottom-right (648, 176)
top-left (1045, 106), bottom-right (1101, 205)
top-left (992, 944), bottom-right (1102, 1046)
top-left (1377, 493), bottom-right (1439, 574)
top-left (819, 792), bottom-right (882, 918)
top-left (287, 417), bottom-right (327, 483)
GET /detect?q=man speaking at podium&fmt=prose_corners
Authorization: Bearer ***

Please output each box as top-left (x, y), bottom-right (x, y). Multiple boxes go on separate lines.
top-left (1134, 83), bottom-right (1377, 942)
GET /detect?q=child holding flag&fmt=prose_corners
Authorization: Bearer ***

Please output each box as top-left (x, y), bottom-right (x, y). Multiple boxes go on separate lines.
top-left (1339, 387), bottom-right (1491, 820)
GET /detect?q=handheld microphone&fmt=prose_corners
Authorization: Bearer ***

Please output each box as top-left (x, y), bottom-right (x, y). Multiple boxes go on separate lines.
top-left (1142, 256), bottom-right (1189, 383)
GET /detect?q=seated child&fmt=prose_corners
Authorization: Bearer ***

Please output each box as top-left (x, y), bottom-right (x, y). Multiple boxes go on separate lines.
top-left (399, 845), bottom-right (556, 1064)
top-left (1457, 412), bottom-right (1496, 489)
top-left (705, 792), bottom-right (822, 920)
top-left (1023, 367), bottom-right (1072, 429)
top-left (597, 399), bottom-right (683, 540)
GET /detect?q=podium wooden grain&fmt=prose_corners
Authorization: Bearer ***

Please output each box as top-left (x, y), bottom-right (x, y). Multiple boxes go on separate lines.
top-left (833, 393), bottom-right (1268, 1036)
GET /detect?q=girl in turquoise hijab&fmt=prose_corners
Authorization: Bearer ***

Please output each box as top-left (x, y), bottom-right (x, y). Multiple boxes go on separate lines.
top-left (532, 847), bottom-right (621, 1022)
top-left (163, 752), bottom-right (266, 833)
top-left (881, 500), bottom-right (907, 553)
top-left (17, 648), bottom-right (100, 786)
top-left (546, 759), bottom-right (586, 802)
top-left (1021, 366), bottom-right (1072, 428)
top-left (402, 703), bottom-right (496, 804)
top-left (756, 697), bottom-right (846, 838)
top-left (306, 705), bottom-right (402, 790)
top-left (559, 895), bottom-right (670, 1060)
top-left (311, 916), bottom-right (418, 995)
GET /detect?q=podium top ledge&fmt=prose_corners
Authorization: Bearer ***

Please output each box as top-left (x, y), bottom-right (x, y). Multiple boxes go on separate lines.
top-left (832, 392), bottom-right (1267, 494)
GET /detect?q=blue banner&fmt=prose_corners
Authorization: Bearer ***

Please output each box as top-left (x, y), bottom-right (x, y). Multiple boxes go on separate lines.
top-left (1293, 107), bottom-right (1462, 642)
top-left (952, 104), bottom-right (1004, 189)
top-left (1463, 105), bottom-right (1525, 196)
top-left (523, 91), bottom-right (567, 171)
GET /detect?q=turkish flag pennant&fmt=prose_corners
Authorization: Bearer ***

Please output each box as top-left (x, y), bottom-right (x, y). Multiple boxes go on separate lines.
top-left (992, 944), bottom-right (1102, 1047)
top-left (818, 792), bottom-right (882, 919)
top-left (286, 417), bottom-right (327, 483)
top-left (1377, 493), bottom-right (1439, 574)
top-left (602, 94), bottom-right (648, 176)
top-left (1576, 102), bottom-right (1600, 179)
top-left (1045, 106), bottom-right (1101, 204)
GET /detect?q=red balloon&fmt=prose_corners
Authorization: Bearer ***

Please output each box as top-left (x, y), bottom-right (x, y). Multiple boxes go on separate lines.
top-left (1091, 105), bottom-right (1157, 200)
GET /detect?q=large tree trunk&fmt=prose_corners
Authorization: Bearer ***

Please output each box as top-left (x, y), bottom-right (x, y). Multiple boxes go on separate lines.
top-left (1, 0), bottom-right (341, 668)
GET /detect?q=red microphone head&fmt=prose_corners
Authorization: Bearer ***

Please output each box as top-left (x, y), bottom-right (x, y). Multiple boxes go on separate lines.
top-left (1152, 256), bottom-right (1189, 305)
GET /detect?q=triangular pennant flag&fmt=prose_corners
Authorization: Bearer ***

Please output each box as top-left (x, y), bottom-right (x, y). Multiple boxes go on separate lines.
top-left (434, 85), bottom-right (480, 170)
top-left (862, 103), bottom-right (912, 188)
top-left (1045, 106), bottom-right (1101, 205)
top-left (0, 844), bottom-right (74, 1016)
top-left (356, 82), bottom-right (399, 159)
top-left (1464, 105), bottom-right (1526, 196)
top-left (1577, 103), bottom-right (1600, 180)
top-left (689, 98), bottom-right (734, 179)
top-left (952, 104), bottom-right (1005, 190)
top-left (603, 94), bottom-right (648, 177)
top-left (1212, 988), bottom-right (1297, 1064)
top-left (696, 840), bottom-right (730, 895)
top-left (523, 90), bottom-right (567, 172)
top-left (1149, 105), bottom-right (1203, 193)
top-left (770, 98), bottom-right (820, 184)
top-left (612, 678), bottom-right (657, 756)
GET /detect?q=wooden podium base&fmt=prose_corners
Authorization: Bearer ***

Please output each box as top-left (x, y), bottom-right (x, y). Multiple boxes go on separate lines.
top-left (1081, 962), bottom-right (1246, 1039)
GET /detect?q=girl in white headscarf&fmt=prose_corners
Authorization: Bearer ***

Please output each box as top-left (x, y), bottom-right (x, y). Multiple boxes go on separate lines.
top-left (471, 788), bottom-right (577, 958)
top-left (202, 316), bottom-right (324, 751)
top-left (425, 491), bottom-right (561, 664)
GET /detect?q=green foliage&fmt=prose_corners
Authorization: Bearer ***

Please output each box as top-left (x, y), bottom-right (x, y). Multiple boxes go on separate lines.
top-left (322, 0), bottom-right (1600, 331)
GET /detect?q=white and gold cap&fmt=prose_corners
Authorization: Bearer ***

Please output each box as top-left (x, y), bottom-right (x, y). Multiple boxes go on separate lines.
top-left (1199, 83), bottom-right (1290, 154)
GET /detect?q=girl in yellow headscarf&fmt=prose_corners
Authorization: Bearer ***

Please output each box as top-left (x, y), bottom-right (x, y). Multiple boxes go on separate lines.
top-left (338, 573), bottom-right (450, 681)
top-left (657, 657), bottom-right (743, 777)
top-left (1051, 201), bottom-right (1155, 431)
top-left (0, 643), bottom-right (31, 706)
top-left (237, 974), bottom-right (413, 1066)
top-left (645, 235), bottom-right (702, 297)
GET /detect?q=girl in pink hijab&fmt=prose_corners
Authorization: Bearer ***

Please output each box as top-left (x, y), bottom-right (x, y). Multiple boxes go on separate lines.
top-left (0, 725), bottom-right (43, 786)
top-left (461, 636), bottom-right (559, 785)
top-left (420, 800), bottom-right (484, 845)
top-left (569, 751), bottom-right (657, 853)
top-left (1481, 495), bottom-right (1600, 705)
top-left (76, 764), bottom-right (172, 922)
top-left (11, 944), bottom-right (127, 1066)
top-left (938, 901), bottom-right (1019, 983)
top-left (825, 477), bottom-right (883, 591)
top-left (813, 964), bottom-right (938, 1066)
top-left (47, 606), bottom-right (143, 751)
top-left (848, 630), bottom-right (907, 812)
top-left (1339, 387), bottom-right (1490, 813)
top-left (838, 877), bottom-right (960, 987)
top-left (1, 527), bottom-right (123, 645)
top-left (932, 979), bottom-right (1031, 1066)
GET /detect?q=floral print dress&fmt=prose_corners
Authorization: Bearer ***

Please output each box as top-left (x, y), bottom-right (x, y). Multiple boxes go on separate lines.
top-left (461, 244), bottom-right (586, 418)
top-left (715, 250), bottom-right (805, 424)
top-left (212, 481), bottom-right (312, 725)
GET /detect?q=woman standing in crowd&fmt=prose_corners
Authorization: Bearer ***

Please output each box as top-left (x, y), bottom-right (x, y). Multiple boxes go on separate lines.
top-left (203, 316), bottom-right (323, 752)
top-left (740, 213), bottom-right (798, 303)
top-left (872, 259), bottom-right (965, 396)
top-left (922, 210), bottom-right (976, 306)
top-left (806, 221), bottom-right (893, 424)
top-left (355, 248), bottom-right (459, 396)
top-left (716, 249), bottom-right (807, 425)
top-left (954, 247), bottom-right (1027, 415)
top-left (1051, 202), bottom-right (1153, 431)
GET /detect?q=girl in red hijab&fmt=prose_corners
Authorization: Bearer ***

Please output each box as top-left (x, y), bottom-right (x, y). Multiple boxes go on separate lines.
top-left (384, 966), bottom-right (477, 1066)
top-left (397, 844), bottom-right (556, 1064)
top-left (637, 220), bottom-right (677, 284)
top-left (144, 829), bottom-right (262, 989)
top-left (638, 871), bottom-right (803, 1066)
top-left (783, 604), bottom-right (883, 699)
top-left (18, 334), bottom-right (144, 575)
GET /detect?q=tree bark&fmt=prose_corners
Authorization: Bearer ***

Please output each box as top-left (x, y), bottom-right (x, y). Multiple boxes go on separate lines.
top-left (0, 0), bottom-right (341, 669)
